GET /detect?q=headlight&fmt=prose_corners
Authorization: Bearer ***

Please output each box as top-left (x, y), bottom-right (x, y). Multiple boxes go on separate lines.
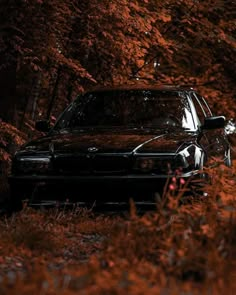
top-left (13, 157), bottom-right (51, 174)
top-left (134, 158), bottom-right (155, 172)
top-left (134, 156), bottom-right (185, 174)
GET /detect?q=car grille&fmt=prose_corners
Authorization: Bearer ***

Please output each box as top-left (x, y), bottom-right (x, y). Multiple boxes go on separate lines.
top-left (54, 154), bottom-right (130, 175)
top-left (93, 155), bottom-right (130, 174)
top-left (54, 155), bottom-right (90, 175)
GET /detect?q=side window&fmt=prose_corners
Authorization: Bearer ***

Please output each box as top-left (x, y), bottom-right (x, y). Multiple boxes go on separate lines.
top-left (54, 102), bottom-right (77, 130)
top-left (195, 94), bottom-right (212, 117)
top-left (191, 92), bottom-right (212, 126)
top-left (191, 93), bottom-right (205, 125)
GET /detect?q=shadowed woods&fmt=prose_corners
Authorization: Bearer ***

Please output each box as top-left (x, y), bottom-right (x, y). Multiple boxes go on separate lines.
top-left (0, 0), bottom-right (235, 293)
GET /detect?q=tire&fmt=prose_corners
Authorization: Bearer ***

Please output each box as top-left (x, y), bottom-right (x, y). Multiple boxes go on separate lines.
top-left (0, 182), bottom-right (23, 215)
top-left (8, 186), bottom-right (24, 213)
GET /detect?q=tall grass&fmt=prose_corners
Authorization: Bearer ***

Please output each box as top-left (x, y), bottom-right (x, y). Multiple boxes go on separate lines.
top-left (0, 161), bottom-right (235, 294)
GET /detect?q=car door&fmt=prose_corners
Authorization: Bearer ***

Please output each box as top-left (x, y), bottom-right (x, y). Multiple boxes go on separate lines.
top-left (190, 92), bottom-right (229, 165)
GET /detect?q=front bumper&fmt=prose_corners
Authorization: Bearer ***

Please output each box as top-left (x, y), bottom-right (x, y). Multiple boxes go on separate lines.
top-left (8, 171), bottom-right (199, 202)
top-left (9, 170), bottom-right (198, 182)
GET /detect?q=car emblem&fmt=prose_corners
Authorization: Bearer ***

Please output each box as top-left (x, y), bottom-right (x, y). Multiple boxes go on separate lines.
top-left (88, 147), bottom-right (98, 153)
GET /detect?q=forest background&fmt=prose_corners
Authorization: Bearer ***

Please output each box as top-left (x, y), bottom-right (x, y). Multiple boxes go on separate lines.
top-left (1, 0), bottom-right (236, 162)
top-left (0, 0), bottom-right (235, 126)
top-left (0, 1), bottom-right (235, 294)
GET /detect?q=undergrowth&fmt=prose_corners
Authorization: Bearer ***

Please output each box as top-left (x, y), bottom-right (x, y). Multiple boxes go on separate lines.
top-left (0, 162), bottom-right (235, 294)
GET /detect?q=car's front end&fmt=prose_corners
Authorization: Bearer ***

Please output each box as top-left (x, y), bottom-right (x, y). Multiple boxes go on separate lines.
top-left (9, 128), bottom-right (204, 206)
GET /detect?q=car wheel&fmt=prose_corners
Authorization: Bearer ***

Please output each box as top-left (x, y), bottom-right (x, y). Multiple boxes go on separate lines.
top-left (6, 183), bottom-right (39, 214)
top-left (0, 184), bottom-right (23, 215)
top-left (7, 196), bottom-right (23, 214)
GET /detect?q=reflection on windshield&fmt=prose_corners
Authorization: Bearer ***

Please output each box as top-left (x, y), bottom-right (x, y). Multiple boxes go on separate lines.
top-left (54, 90), bottom-right (195, 131)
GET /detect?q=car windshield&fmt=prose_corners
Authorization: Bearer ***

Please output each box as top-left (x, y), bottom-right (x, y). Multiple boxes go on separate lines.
top-left (53, 90), bottom-right (195, 131)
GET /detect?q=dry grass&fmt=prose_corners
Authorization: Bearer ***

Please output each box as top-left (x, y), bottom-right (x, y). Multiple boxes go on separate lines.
top-left (0, 161), bottom-right (235, 294)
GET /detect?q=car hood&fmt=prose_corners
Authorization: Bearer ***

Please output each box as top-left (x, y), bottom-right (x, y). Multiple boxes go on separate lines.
top-left (21, 129), bottom-right (196, 155)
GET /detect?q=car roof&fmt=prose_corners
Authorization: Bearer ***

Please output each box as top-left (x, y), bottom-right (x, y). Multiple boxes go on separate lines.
top-left (86, 83), bottom-right (195, 94)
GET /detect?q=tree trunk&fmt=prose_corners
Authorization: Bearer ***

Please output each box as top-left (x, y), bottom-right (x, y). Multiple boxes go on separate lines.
top-left (0, 62), bottom-right (17, 123)
top-left (66, 74), bottom-right (75, 103)
top-left (46, 65), bottom-right (62, 121)
top-left (0, 23), bottom-right (24, 125)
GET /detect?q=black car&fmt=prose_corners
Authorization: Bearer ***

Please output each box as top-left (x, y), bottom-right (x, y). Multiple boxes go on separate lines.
top-left (8, 84), bottom-right (230, 210)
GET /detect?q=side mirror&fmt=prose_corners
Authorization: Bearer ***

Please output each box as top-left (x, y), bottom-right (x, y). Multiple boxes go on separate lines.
top-left (35, 120), bottom-right (51, 132)
top-left (203, 116), bottom-right (225, 130)
top-left (225, 119), bottom-right (236, 135)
